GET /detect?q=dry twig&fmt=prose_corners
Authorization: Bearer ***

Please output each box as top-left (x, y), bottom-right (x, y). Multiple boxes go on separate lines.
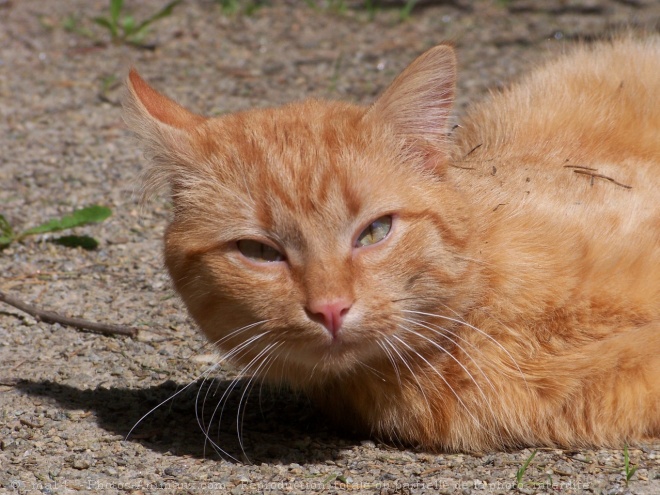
top-left (563, 164), bottom-right (632, 189)
top-left (571, 169), bottom-right (632, 189)
top-left (0, 289), bottom-right (137, 337)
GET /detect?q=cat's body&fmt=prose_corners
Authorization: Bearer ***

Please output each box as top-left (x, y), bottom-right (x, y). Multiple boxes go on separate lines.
top-left (126, 34), bottom-right (659, 451)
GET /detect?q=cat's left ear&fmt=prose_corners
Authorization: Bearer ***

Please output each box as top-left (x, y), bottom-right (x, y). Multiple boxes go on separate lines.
top-left (124, 69), bottom-right (208, 200)
top-left (366, 44), bottom-right (457, 168)
top-left (124, 68), bottom-right (207, 154)
top-left (125, 68), bottom-right (206, 132)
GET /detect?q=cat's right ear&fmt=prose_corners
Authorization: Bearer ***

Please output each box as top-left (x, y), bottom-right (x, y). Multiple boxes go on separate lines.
top-left (366, 44), bottom-right (457, 170)
top-left (124, 69), bottom-right (207, 201)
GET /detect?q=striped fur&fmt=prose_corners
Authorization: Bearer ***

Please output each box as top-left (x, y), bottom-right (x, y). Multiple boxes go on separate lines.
top-left (125, 37), bottom-right (659, 451)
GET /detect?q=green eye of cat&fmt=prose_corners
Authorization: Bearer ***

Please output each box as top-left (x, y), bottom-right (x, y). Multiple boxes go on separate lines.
top-left (236, 240), bottom-right (285, 263)
top-left (356, 215), bottom-right (393, 247)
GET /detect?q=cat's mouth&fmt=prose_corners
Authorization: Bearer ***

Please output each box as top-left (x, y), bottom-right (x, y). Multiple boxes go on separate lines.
top-left (284, 333), bottom-right (383, 372)
top-left (217, 317), bottom-right (387, 375)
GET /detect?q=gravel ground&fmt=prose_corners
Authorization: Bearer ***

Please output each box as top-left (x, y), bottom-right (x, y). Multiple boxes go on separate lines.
top-left (1, 1), bottom-right (659, 494)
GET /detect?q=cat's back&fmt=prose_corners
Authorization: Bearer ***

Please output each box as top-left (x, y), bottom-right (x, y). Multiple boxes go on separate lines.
top-left (449, 34), bottom-right (660, 318)
top-left (454, 34), bottom-right (660, 167)
top-left (451, 34), bottom-right (659, 223)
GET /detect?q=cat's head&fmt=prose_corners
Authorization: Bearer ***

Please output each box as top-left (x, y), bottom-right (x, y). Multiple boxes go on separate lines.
top-left (125, 45), bottom-right (480, 386)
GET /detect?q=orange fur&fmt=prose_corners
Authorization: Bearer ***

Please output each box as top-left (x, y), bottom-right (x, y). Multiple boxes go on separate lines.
top-left (124, 35), bottom-right (659, 451)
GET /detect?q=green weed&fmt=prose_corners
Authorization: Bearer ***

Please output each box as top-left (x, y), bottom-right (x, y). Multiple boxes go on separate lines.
top-left (398, 0), bottom-right (418, 21)
top-left (62, 14), bottom-right (94, 38)
top-left (515, 449), bottom-right (538, 489)
top-left (322, 473), bottom-right (349, 486)
top-left (0, 206), bottom-right (112, 251)
top-left (327, 0), bottom-right (349, 14)
top-left (93, 0), bottom-right (181, 46)
top-left (216, 0), bottom-right (268, 15)
top-left (624, 445), bottom-right (638, 486)
top-left (304, 1), bottom-right (419, 20)
top-left (303, 0), bottom-right (348, 14)
top-left (98, 74), bottom-right (120, 104)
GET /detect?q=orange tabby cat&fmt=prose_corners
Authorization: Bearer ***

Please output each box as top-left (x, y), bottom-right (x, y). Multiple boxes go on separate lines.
top-left (125, 34), bottom-right (659, 451)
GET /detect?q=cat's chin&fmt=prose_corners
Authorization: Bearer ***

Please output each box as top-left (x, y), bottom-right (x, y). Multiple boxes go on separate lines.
top-left (211, 325), bottom-right (381, 378)
top-left (273, 336), bottom-right (384, 377)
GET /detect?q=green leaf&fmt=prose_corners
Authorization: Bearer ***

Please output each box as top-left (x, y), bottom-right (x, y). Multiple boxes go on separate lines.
top-left (62, 15), bottom-right (77, 32)
top-left (52, 235), bottom-right (100, 250)
top-left (100, 74), bottom-right (118, 94)
top-left (322, 474), bottom-right (337, 485)
top-left (218, 0), bottom-right (239, 15)
top-left (110, 0), bottom-right (124, 26)
top-left (399, 0), bottom-right (418, 20)
top-left (625, 445), bottom-right (638, 484)
top-left (133, 0), bottom-right (181, 35)
top-left (0, 214), bottom-right (14, 237)
top-left (0, 214), bottom-right (15, 248)
top-left (0, 236), bottom-right (13, 248)
top-left (19, 205), bottom-right (112, 238)
top-left (303, 0), bottom-right (319, 11)
top-left (121, 15), bottom-right (136, 35)
top-left (93, 16), bottom-right (118, 38)
top-left (516, 449), bottom-right (537, 487)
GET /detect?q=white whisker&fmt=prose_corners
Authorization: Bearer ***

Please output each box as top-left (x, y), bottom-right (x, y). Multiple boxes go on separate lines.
top-left (398, 316), bottom-right (499, 397)
top-left (391, 331), bottom-right (485, 432)
top-left (125, 363), bottom-right (219, 441)
top-left (356, 359), bottom-right (388, 381)
top-left (195, 326), bottom-right (272, 461)
top-left (380, 336), bottom-right (436, 419)
top-left (198, 329), bottom-right (271, 431)
top-left (376, 340), bottom-right (403, 388)
top-left (126, 321), bottom-right (273, 461)
top-left (396, 320), bottom-right (506, 443)
top-left (403, 308), bottom-right (529, 393)
top-left (210, 320), bottom-right (272, 350)
top-left (255, 344), bottom-right (287, 416)
top-left (235, 342), bottom-right (284, 462)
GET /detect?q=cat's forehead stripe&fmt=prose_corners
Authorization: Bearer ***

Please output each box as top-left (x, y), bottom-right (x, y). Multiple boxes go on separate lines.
top-left (229, 102), bottom-right (367, 221)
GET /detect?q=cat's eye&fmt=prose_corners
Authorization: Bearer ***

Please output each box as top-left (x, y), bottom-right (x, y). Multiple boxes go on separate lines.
top-left (237, 240), bottom-right (285, 263)
top-left (356, 215), bottom-right (393, 247)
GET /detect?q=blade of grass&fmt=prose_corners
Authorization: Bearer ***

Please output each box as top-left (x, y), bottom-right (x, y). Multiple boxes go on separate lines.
top-left (52, 235), bottom-right (100, 250)
top-left (93, 16), bottom-right (119, 38)
top-left (322, 474), bottom-right (338, 485)
top-left (0, 214), bottom-right (14, 237)
top-left (0, 214), bottom-right (16, 247)
top-left (400, 0), bottom-right (418, 20)
top-left (516, 449), bottom-right (537, 488)
top-left (121, 15), bottom-right (136, 35)
top-left (132, 0), bottom-right (181, 36)
top-left (18, 205), bottom-right (112, 239)
top-left (110, 0), bottom-right (124, 26)
top-left (624, 445), bottom-right (638, 485)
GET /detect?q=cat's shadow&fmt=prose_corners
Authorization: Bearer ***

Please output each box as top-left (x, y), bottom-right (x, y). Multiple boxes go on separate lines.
top-left (17, 378), bottom-right (357, 464)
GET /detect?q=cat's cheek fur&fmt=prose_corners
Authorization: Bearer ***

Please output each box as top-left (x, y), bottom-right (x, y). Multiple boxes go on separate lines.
top-left (163, 222), bottom-right (371, 369)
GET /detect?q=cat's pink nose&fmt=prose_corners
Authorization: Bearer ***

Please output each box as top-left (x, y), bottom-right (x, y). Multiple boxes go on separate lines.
top-left (306, 298), bottom-right (352, 337)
